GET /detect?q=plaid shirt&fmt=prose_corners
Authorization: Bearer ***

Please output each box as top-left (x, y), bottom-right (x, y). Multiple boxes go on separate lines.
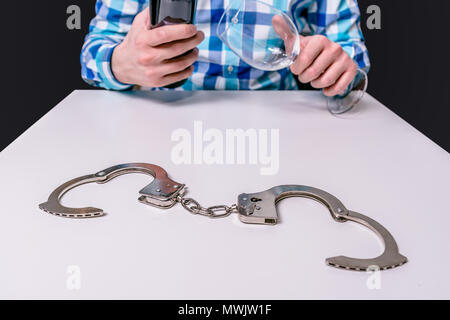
top-left (81, 0), bottom-right (370, 90)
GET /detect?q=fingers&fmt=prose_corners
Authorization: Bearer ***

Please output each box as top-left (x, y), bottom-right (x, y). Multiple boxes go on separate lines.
top-left (310, 57), bottom-right (347, 88)
top-left (144, 46), bottom-right (198, 87)
top-left (157, 31), bottom-right (205, 59)
top-left (159, 65), bottom-right (195, 87)
top-left (272, 15), bottom-right (290, 37)
top-left (145, 24), bottom-right (198, 46)
top-left (323, 65), bottom-right (357, 97)
top-left (289, 34), bottom-right (357, 95)
top-left (163, 48), bottom-right (199, 74)
top-left (290, 35), bottom-right (326, 75)
top-left (298, 44), bottom-right (341, 83)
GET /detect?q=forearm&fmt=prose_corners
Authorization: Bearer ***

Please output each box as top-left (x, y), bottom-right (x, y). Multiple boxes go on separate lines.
top-left (321, 0), bottom-right (370, 74)
top-left (80, 0), bottom-right (145, 90)
top-left (339, 40), bottom-right (370, 73)
top-left (81, 34), bottom-right (132, 90)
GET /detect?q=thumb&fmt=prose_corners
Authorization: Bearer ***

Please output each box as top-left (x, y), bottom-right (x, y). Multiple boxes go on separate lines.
top-left (272, 15), bottom-right (297, 56)
top-left (134, 6), bottom-right (150, 29)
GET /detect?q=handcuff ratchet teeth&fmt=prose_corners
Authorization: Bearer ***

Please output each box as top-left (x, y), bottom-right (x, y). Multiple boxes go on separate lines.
top-left (39, 163), bottom-right (407, 271)
top-left (39, 163), bottom-right (186, 218)
top-left (237, 185), bottom-right (408, 271)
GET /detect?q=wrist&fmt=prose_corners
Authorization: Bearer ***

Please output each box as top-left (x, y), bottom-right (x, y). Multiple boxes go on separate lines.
top-left (111, 43), bottom-right (131, 85)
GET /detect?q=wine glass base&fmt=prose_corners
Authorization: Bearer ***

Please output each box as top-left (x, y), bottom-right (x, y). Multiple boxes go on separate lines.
top-left (327, 69), bottom-right (368, 115)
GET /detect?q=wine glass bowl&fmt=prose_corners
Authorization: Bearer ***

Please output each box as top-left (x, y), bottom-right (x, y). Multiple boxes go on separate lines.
top-left (217, 0), bottom-right (368, 115)
top-left (217, 0), bottom-right (300, 71)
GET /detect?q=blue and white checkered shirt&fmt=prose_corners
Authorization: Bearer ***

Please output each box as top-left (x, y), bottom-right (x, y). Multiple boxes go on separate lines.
top-left (81, 0), bottom-right (370, 90)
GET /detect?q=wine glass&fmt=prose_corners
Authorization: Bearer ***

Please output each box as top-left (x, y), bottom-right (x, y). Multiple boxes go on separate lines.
top-left (217, 0), bottom-right (368, 114)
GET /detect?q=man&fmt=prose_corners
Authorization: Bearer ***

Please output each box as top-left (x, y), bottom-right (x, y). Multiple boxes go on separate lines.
top-left (81, 0), bottom-right (369, 95)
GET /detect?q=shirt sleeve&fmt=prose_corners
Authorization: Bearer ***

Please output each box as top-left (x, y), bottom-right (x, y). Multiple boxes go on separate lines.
top-left (290, 0), bottom-right (370, 73)
top-left (80, 0), bottom-right (147, 90)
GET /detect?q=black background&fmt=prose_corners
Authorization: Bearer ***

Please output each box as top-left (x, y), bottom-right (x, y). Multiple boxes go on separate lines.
top-left (2, 0), bottom-right (449, 152)
top-left (0, 300), bottom-right (444, 318)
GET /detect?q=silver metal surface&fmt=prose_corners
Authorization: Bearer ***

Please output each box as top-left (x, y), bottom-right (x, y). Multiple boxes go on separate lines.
top-left (39, 163), bottom-right (185, 218)
top-left (40, 167), bottom-right (407, 271)
top-left (326, 211), bottom-right (408, 271)
top-left (177, 195), bottom-right (238, 218)
top-left (237, 185), bottom-right (408, 271)
top-left (237, 185), bottom-right (348, 224)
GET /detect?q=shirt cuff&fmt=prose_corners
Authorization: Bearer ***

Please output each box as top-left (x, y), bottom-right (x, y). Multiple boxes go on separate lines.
top-left (96, 44), bottom-right (133, 91)
top-left (340, 45), bottom-right (368, 96)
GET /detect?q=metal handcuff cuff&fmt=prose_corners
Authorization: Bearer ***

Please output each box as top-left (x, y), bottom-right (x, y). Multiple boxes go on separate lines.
top-left (39, 163), bottom-right (408, 272)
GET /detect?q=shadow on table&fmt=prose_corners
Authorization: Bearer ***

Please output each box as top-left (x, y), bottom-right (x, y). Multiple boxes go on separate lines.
top-left (119, 90), bottom-right (232, 107)
top-left (329, 97), bottom-right (374, 119)
top-left (118, 89), bottom-right (373, 118)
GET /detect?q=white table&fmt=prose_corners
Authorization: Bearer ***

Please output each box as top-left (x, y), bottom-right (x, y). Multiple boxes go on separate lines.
top-left (0, 90), bottom-right (449, 299)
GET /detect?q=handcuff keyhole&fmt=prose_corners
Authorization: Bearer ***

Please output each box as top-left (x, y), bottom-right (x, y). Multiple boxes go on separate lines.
top-left (250, 197), bottom-right (262, 202)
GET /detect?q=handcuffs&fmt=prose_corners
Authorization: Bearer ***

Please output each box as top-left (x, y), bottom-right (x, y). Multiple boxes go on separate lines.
top-left (39, 163), bottom-right (408, 271)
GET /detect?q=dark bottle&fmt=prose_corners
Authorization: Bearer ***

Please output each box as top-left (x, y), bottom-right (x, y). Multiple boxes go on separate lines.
top-left (150, 0), bottom-right (197, 88)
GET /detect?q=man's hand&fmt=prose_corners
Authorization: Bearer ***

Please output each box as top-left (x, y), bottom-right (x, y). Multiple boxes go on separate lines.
top-left (291, 35), bottom-right (357, 96)
top-left (111, 8), bottom-right (204, 87)
top-left (272, 15), bottom-right (356, 97)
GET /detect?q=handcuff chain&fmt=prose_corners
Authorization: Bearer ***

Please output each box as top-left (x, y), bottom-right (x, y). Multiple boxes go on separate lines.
top-left (176, 195), bottom-right (238, 218)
